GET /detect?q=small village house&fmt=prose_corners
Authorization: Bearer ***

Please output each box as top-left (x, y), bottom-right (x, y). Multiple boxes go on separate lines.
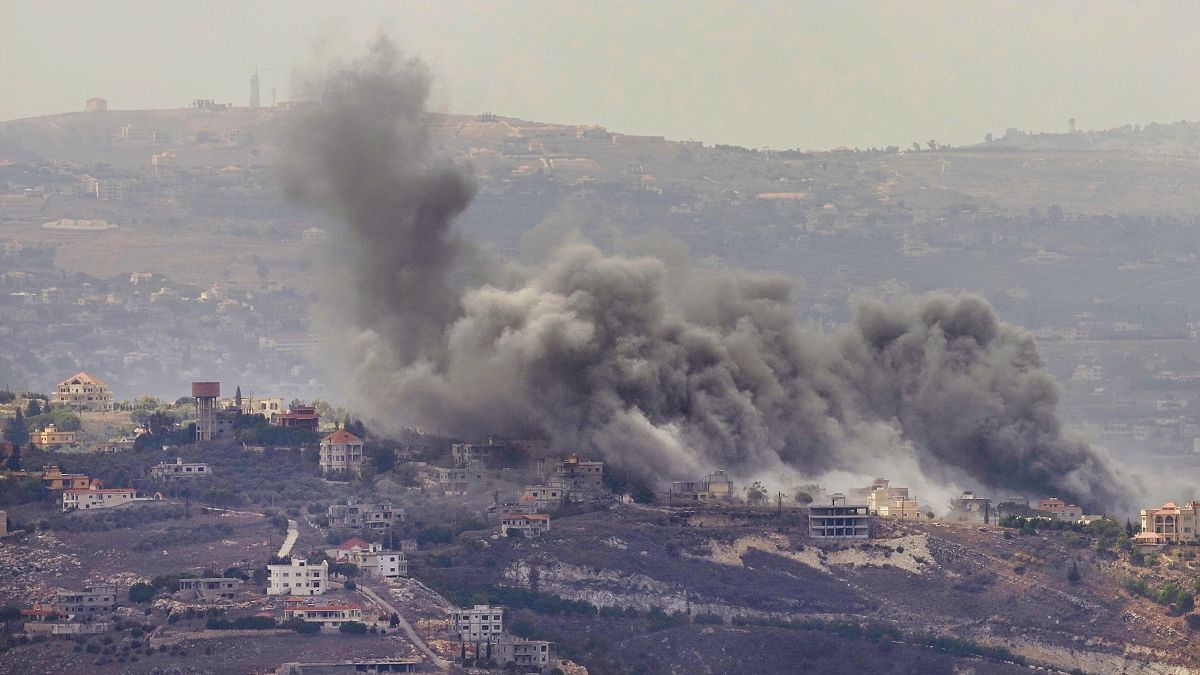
top-left (519, 485), bottom-right (565, 510)
top-left (176, 577), bottom-right (245, 601)
top-left (150, 458), bottom-right (212, 481)
top-left (272, 404), bottom-right (320, 432)
top-left (62, 484), bottom-right (138, 511)
top-left (500, 513), bottom-right (550, 537)
top-left (282, 597), bottom-right (363, 628)
top-left (29, 425), bottom-right (77, 448)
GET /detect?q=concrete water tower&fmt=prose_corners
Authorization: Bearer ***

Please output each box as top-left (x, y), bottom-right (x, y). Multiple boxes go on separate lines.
top-left (192, 381), bottom-right (220, 441)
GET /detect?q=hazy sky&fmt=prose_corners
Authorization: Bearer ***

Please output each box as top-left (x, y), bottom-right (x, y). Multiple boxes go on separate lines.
top-left (4, 1), bottom-right (1199, 149)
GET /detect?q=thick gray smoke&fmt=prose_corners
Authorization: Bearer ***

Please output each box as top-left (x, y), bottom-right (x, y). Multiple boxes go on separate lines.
top-left (284, 40), bottom-right (1134, 512)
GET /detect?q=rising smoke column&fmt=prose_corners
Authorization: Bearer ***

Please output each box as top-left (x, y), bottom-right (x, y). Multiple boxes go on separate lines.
top-left (283, 39), bottom-right (1134, 512)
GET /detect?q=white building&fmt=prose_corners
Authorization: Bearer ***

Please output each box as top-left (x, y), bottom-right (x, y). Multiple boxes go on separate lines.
top-left (149, 458), bottom-right (212, 481)
top-left (62, 486), bottom-right (138, 512)
top-left (335, 540), bottom-right (408, 579)
top-left (450, 605), bottom-right (503, 642)
top-left (267, 559), bottom-right (328, 596)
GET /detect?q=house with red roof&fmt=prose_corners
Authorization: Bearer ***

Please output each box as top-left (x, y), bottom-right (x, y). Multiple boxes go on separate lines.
top-left (330, 537), bottom-right (372, 560)
top-left (500, 513), bottom-right (550, 538)
top-left (320, 429), bottom-right (364, 476)
top-left (282, 597), bottom-right (364, 628)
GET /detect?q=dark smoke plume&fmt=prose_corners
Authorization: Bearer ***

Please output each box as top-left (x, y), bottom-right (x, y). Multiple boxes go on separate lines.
top-left (284, 40), bottom-right (1135, 512)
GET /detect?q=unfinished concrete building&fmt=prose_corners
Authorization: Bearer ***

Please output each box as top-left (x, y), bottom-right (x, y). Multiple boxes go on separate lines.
top-left (808, 501), bottom-right (872, 539)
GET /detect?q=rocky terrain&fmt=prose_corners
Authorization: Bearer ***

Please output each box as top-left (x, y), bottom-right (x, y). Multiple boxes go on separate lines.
top-left (418, 505), bottom-right (1200, 674)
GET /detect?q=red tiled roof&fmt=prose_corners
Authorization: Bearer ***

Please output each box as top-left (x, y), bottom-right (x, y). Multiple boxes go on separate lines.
top-left (506, 514), bottom-right (550, 522)
top-left (337, 537), bottom-right (371, 551)
top-left (322, 429), bottom-right (362, 444)
top-left (60, 371), bottom-right (104, 386)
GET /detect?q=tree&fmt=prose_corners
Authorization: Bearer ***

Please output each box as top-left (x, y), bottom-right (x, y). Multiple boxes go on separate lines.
top-left (6, 444), bottom-right (21, 471)
top-left (984, 132), bottom-right (993, 143)
top-left (3, 408), bottom-right (28, 448)
top-left (1068, 562), bottom-right (1081, 585)
top-left (25, 399), bottom-right (41, 417)
top-left (129, 583), bottom-right (156, 603)
top-left (1047, 204), bottom-right (1064, 223)
top-left (744, 481), bottom-right (768, 505)
top-left (794, 490), bottom-right (813, 505)
top-left (234, 386), bottom-right (242, 411)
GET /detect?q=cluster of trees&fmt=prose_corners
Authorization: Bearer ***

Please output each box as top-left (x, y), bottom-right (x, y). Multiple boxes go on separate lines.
top-left (999, 515), bottom-right (1130, 555)
top-left (1123, 576), bottom-right (1197, 615)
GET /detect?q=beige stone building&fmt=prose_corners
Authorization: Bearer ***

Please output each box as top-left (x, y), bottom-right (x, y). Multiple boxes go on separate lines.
top-left (319, 430), bottom-right (364, 475)
top-left (1139, 501), bottom-right (1200, 545)
top-left (859, 479), bottom-right (921, 519)
top-left (52, 372), bottom-right (113, 412)
top-left (29, 426), bottom-right (77, 448)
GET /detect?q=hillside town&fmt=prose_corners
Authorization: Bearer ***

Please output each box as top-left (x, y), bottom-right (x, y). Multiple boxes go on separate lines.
top-left (8, 12), bottom-right (1200, 672)
top-left (0, 370), bottom-right (1190, 673)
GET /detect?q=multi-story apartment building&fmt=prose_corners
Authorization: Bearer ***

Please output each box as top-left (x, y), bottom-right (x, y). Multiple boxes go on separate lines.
top-left (439, 468), bottom-right (486, 494)
top-left (52, 372), bottom-right (114, 412)
top-left (452, 440), bottom-right (507, 468)
top-left (547, 454), bottom-right (604, 491)
top-left (267, 559), bottom-right (328, 596)
top-left (809, 502), bottom-right (872, 539)
top-left (450, 605), bottom-right (503, 642)
top-left (319, 430), bottom-right (364, 476)
top-left (326, 498), bottom-right (403, 530)
top-left (55, 584), bottom-right (117, 617)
